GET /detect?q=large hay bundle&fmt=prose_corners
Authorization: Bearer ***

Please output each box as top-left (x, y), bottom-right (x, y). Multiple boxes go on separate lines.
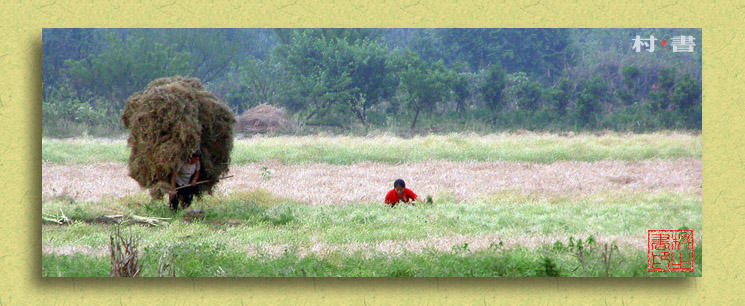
top-left (236, 104), bottom-right (294, 134)
top-left (121, 76), bottom-right (235, 199)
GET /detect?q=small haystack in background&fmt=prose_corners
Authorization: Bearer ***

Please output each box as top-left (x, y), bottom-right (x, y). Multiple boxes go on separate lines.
top-left (236, 104), bottom-right (294, 134)
top-left (121, 76), bottom-right (235, 200)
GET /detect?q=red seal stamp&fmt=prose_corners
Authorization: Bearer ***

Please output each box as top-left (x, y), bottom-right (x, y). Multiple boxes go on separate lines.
top-left (648, 230), bottom-right (694, 272)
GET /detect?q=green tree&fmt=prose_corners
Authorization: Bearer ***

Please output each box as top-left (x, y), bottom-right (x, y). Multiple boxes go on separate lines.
top-left (160, 29), bottom-right (242, 83)
top-left (63, 32), bottom-right (192, 110)
top-left (621, 66), bottom-right (641, 90)
top-left (388, 29), bottom-right (448, 65)
top-left (550, 77), bottom-right (574, 116)
top-left (338, 38), bottom-right (397, 125)
top-left (42, 29), bottom-right (104, 96)
top-left (516, 81), bottom-right (543, 112)
top-left (439, 29), bottom-right (575, 80)
top-left (672, 74), bottom-right (701, 110)
top-left (276, 30), bottom-right (353, 125)
top-left (658, 67), bottom-right (676, 92)
top-left (225, 57), bottom-right (284, 113)
top-left (649, 68), bottom-right (676, 112)
top-left (480, 64), bottom-right (508, 118)
top-left (672, 73), bottom-right (702, 129)
top-left (575, 77), bottom-right (609, 128)
top-left (396, 50), bottom-right (451, 129)
top-left (276, 29), bottom-right (395, 126)
top-left (274, 28), bottom-right (382, 45)
top-left (616, 65), bottom-right (641, 105)
top-left (450, 70), bottom-right (471, 114)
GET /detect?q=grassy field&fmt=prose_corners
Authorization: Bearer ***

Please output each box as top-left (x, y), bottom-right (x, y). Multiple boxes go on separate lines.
top-left (42, 132), bottom-right (701, 165)
top-left (41, 132), bottom-right (702, 277)
top-left (43, 243), bottom-right (701, 277)
top-left (42, 191), bottom-right (701, 277)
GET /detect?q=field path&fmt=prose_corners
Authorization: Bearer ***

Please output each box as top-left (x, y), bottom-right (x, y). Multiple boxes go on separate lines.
top-left (43, 159), bottom-right (701, 205)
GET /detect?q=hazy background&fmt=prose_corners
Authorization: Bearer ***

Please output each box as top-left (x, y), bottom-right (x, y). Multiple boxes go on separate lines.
top-left (42, 28), bottom-right (702, 137)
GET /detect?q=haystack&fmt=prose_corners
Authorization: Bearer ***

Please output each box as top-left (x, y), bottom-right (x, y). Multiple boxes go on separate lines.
top-left (121, 76), bottom-right (235, 200)
top-left (236, 104), bottom-right (294, 134)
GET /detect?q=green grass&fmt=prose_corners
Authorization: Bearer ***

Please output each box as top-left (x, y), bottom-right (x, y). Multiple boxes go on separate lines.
top-left (42, 132), bottom-right (701, 165)
top-left (42, 138), bottom-right (130, 164)
top-left (42, 190), bottom-right (702, 277)
top-left (42, 241), bottom-right (702, 277)
top-left (42, 191), bottom-right (702, 248)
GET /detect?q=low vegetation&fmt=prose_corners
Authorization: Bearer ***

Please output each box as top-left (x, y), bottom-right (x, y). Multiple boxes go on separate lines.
top-left (42, 190), bottom-right (701, 277)
top-left (42, 132), bottom-right (701, 165)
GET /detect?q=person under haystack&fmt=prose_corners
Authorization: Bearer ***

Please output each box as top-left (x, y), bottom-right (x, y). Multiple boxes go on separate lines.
top-left (122, 76), bottom-right (235, 203)
top-left (169, 151), bottom-right (202, 210)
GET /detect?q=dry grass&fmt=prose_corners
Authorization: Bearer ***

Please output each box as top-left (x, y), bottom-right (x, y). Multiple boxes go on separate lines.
top-left (236, 104), bottom-right (294, 134)
top-left (43, 162), bottom-right (138, 202)
top-left (42, 245), bottom-right (105, 256)
top-left (109, 224), bottom-right (142, 277)
top-left (42, 159), bottom-right (701, 205)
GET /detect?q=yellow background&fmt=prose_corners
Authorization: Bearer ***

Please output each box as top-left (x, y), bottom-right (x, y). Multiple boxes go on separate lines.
top-left (2, 0), bottom-right (740, 304)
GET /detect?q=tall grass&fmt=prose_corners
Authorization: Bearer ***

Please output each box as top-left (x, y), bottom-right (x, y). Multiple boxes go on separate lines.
top-left (43, 132), bottom-right (701, 165)
top-left (42, 241), bottom-right (702, 277)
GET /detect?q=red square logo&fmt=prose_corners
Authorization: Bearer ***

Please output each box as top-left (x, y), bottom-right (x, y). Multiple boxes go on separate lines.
top-left (648, 230), bottom-right (694, 272)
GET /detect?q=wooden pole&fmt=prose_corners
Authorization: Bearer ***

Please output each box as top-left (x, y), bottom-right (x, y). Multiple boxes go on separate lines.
top-left (174, 175), bottom-right (234, 190)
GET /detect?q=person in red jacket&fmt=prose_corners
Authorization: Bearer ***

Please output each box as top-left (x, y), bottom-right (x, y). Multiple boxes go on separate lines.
top-left (384, 179), bottom-right (418, 207)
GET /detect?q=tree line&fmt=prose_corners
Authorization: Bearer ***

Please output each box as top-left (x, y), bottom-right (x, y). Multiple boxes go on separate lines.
top-left (42, 28), bottom-right (702, 137)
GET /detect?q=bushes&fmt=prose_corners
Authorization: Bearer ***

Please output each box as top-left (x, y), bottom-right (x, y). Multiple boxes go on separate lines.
top-left (673, 74), bottom-right (702, 110)
top-left (516, 81), bottom-right (543, 112)
top-left (575, 77), bottom-right (610, 128)
top-left (549, 77), bottom-right (574, 116)
top-left (480, 64), bottom-right (508, 115)
top-left (42, 83), bottom-right (122, 137)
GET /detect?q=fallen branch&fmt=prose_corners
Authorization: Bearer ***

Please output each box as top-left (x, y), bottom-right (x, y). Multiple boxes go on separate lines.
top-left (104, 214), bottom-right (171, 226)
top-left (131, 215), bottom-right (171, 226)
top-left (42, 216), bottom-right (63, 224)
top-left (42, 209), bottom-right (71, 225)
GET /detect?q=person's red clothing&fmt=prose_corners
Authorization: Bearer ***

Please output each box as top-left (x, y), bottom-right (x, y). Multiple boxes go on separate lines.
top-left (385, 188), bottom-right (418, 206)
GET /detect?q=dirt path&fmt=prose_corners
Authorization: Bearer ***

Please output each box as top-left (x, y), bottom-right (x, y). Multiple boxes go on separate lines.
top-left (42, 159), bottom-right (701, 205)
